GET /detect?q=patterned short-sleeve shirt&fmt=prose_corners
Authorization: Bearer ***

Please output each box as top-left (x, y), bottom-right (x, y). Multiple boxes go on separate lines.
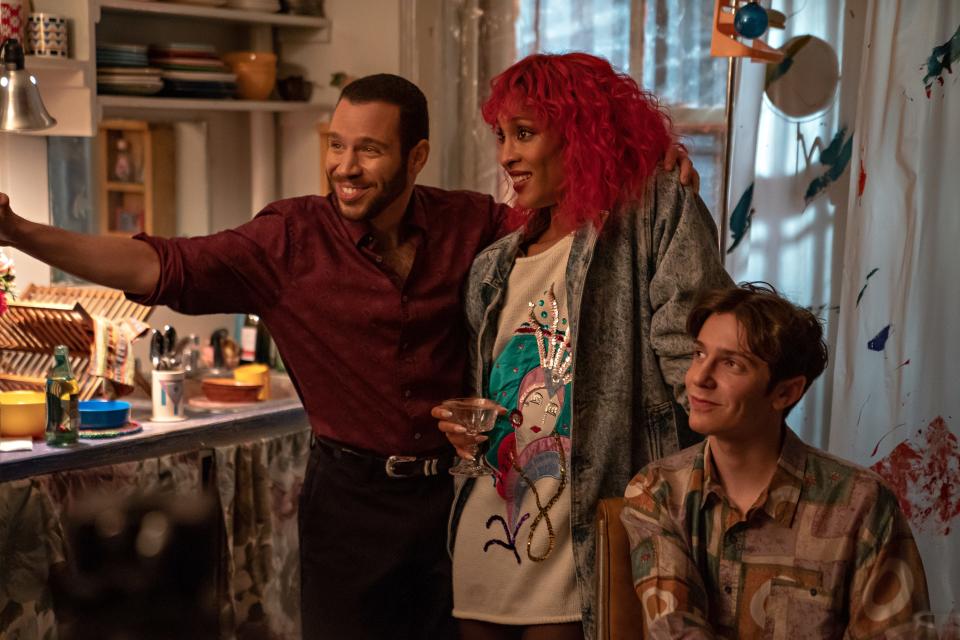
top-left (620, 428), bottom-right (929, 639)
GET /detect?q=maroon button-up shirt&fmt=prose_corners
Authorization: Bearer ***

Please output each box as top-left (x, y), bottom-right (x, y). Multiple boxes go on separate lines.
top-left (129, 185), bottom-right (509, 456)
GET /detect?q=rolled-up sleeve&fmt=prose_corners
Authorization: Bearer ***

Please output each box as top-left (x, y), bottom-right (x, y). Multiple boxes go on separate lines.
top-left (125, 208), bottom-right (293, 315)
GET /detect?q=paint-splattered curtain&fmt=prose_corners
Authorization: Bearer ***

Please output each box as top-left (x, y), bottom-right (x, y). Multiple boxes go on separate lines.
top-left (723, 0), bottom-right (856, 449)
top-left (725, 0), bottom-right (959, 611)
top-left (828, 1), bottom-right (960, 612)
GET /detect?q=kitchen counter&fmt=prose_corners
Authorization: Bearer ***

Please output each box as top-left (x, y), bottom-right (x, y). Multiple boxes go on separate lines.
top-left (0, 385), bottom-right (309, 483)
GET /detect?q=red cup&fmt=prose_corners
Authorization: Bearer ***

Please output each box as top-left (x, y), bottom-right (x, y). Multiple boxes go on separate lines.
top-left (0, 2), bottom-right (25, 46)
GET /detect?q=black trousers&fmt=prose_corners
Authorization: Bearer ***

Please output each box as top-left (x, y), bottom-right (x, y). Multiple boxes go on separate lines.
top-left (298, 441), bottom-right (457, 640)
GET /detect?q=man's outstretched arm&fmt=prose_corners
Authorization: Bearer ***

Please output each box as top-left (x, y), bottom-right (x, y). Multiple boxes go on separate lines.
top-left (0, 192), bottom-right (160, 295)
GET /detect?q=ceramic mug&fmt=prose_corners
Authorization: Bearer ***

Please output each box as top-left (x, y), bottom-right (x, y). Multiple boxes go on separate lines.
top-left (152, 369), bottom-right (186, 422)
top-left (0, 1), bottom-right (25, 47)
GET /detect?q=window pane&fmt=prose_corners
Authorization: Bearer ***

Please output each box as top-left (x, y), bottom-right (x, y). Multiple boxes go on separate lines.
top-left (516, 0), bottom-right (631, 73)
top-left (642, 1), bottom-right (728, 108)
top-left (676, 129), bottom-right (723, 220)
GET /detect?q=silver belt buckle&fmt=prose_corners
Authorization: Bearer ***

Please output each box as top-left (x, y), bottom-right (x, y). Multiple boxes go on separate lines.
top-left (385, 455), bottom-right (417, 478)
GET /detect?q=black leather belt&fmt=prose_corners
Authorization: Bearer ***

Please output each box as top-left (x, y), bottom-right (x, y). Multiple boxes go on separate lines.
top-left (311, 435), bottom-right (457, 479)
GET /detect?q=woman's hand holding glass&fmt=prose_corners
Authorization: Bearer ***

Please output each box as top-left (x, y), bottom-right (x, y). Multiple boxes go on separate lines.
top-left (433, 398), bottom-right (506, 476)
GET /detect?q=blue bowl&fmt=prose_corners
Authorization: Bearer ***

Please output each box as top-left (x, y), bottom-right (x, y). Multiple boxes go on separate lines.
top-left (79, 400), bottom-right (131, 429)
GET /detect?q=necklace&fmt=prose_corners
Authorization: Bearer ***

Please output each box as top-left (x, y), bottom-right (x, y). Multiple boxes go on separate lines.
top-left (512, 433), bottom-right (568, 562)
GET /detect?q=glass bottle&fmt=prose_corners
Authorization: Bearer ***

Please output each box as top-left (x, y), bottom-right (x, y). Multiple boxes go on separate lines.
top-left (240, 314), bottom-right (273, 366)
top-left (45, 345), bottom-right (80, 446)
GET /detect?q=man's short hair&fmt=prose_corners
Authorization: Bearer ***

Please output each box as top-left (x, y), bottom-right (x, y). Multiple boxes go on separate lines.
top-left (339, 74), bottom-right (429, 157)
top-left (687, 282), bottom-right (829, 403)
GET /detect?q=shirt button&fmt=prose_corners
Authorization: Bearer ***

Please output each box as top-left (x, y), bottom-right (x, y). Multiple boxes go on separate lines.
top-left (404, 389), bottom-right (412, 398)
top-left (375, 256), bottom-right (383, 263)
top-left (414, 432), bottom-right (422, 440)
top-left (402, 342), bottom-right (410, 351)
top-left (809, 588), bottom-right (817, 596)
top-left (724, 586), bottom-right (732, 594)
top-left (401, 295), bottom-right (409, 303)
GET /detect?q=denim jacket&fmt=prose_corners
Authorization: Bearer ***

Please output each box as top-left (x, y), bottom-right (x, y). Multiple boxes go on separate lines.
top-left (448, 168), bottom-right (732, 638)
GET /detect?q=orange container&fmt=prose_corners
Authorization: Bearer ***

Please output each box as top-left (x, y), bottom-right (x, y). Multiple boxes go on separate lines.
top-left (0, 390), bottom-right (46, 439)
top-left (223, 51), bottom-right (277, 100)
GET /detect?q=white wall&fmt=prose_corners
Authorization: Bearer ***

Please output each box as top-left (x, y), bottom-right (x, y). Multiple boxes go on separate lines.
top-left (0, 134), bottom-right (53, 288)
top-left (279, 0), bottom-right (406, 197)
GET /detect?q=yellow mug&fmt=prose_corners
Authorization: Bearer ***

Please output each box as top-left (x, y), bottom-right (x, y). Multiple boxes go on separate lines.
top-left (234, 363), bottom-right (270, 401)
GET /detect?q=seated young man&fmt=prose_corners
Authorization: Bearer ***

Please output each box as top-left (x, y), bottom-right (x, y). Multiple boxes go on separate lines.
top-left (620, 283), bottom-right (929, 639)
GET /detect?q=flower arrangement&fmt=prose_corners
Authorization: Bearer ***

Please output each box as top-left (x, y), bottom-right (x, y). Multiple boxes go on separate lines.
top-left (0, 248), bottom-right (17, 317)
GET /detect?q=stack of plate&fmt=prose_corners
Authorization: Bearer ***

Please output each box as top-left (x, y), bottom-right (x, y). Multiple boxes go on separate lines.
top-left (226, 0), bottom-right (281, 13)
top-left (150, 43), bottom-right (236, 99)
top-left (98, 66), bottom-right (164, 96)
top-left (96, 43), bottom-right (149, 68)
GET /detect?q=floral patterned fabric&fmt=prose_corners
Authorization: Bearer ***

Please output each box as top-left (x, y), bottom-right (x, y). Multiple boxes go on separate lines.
top-left (0, 428), bottom-right (310, 640)
top-left (215, 429), bottom-right (310, 639)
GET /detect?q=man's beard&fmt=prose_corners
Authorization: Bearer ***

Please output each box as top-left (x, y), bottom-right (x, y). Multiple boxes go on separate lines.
top-left (330, 157), bottom-right (409, 222)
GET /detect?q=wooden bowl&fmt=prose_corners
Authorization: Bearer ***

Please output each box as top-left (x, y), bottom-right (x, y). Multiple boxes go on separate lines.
top-left (201, 378), bottom-right (263, 403)
top-left (0, 390), bottom-right (46, 439)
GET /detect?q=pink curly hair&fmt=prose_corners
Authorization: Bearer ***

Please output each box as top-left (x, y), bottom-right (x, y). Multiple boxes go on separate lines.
top-left (482, 52), bottom-right (674, 231)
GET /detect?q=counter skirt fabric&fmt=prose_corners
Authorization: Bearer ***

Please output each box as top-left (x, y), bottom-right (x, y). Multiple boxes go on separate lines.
top-left (215, 429), bottom-right (311, 639)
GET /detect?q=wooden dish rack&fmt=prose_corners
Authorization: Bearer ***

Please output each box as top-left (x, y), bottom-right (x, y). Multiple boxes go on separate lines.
top-left (0, 285), bottom-right (153, 400)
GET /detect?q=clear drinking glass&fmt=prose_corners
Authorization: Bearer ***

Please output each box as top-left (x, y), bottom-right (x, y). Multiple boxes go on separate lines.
top-left (914, 611), bottom-right (960, 640)
top-left (444, 397), bottom-right (500, 477)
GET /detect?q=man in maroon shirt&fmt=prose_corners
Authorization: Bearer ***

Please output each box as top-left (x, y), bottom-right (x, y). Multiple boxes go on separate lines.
top-left (0, 74), bottom-right (696, 639)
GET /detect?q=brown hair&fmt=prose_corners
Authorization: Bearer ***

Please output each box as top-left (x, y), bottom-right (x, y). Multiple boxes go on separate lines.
top-left (687, 283), bottom-right (828, 410)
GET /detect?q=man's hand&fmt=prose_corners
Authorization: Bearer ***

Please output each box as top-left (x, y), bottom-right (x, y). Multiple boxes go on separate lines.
top-left (663, 144), bottom-right (701, 194)
top-left (0, 192), bottom-right (20, 245)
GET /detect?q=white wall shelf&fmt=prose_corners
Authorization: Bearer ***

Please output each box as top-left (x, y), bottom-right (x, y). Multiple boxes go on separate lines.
top-left (96, 0), bottom-right (330, 29)
top-left (25, 56), bottom-right (88, 72)
top-left (98, 95), bottom-right (333, 113)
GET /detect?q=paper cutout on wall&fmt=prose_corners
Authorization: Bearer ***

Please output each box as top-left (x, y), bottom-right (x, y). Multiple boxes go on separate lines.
top-left (871, 417), bottom-right (960, 535)
top-left (804, 127), bottom-right (853, 204)
top-left (727, 182), bottom-right (755, 254)
top-left (856, 268), bottom-right (879, 307)
top-left (923, 23), bottom-right (960, 98)
top-left (867, 324), bottom-right (891, 352)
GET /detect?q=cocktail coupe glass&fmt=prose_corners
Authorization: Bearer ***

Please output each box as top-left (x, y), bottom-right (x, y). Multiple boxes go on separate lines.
top-left (914, 611), bottom-right (960, 640)
top-left (444, 397), bottom-right (500, 477)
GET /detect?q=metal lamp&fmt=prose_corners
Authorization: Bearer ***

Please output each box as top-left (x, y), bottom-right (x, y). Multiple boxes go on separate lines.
top-left (0, 38), bottom-right (57, 132)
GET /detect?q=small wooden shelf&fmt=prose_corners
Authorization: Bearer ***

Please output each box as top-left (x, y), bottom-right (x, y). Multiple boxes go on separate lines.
top-left (97, 0), bottom-right (330, 28)
top-left (105, 181), bottom-right (146, 193)
top-left (97, 119), bottom-right (175, 237)
top-left (98, 95), bottom-right (333, 113)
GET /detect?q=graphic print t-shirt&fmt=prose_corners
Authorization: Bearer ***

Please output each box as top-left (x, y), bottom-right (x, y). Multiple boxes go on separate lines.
top-left (452, 234), bottom-right (581, 624)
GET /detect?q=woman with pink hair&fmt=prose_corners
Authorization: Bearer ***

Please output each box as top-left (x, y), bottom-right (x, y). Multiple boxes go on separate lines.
top-left (435, 52), bottom-right (731, 639)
